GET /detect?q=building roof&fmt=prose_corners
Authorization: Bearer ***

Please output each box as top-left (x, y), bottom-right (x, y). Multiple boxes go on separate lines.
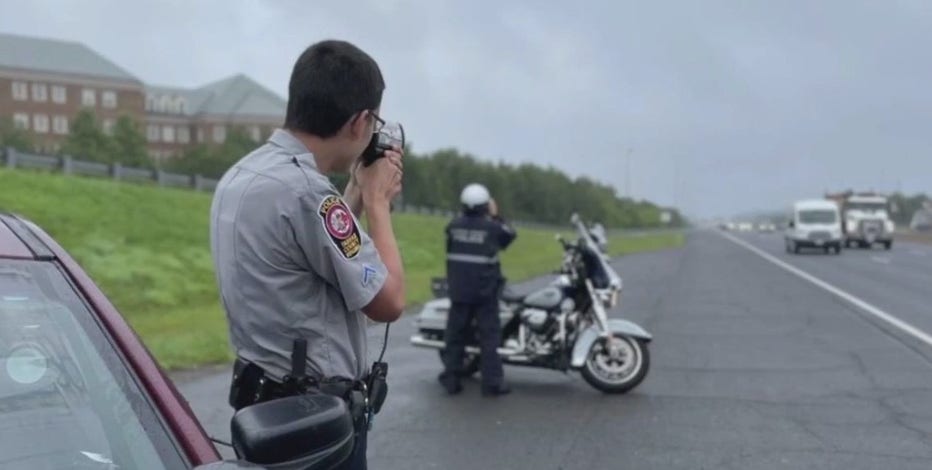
top-left (0, 33), bottom-right (140, 83)
top-left (145, 74), bottom-right (286, 119)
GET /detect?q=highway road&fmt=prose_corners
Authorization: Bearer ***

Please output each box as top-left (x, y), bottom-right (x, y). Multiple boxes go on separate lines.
top-left (174, 230), bottom-right (932, 469)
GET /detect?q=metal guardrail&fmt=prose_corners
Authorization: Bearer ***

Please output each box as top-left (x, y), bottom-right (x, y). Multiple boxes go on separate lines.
top-left (1, 146), bottom-right (664, 231)
top-left (3, 146), bottom-right (219, 193)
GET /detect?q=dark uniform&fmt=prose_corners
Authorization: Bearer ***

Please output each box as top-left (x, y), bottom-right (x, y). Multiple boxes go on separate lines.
top-left (440, 212), bottom-right (516, 392)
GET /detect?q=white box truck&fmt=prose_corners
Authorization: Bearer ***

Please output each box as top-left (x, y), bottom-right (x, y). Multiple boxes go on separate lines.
top-left (825, 191), bottom-right (894, 250)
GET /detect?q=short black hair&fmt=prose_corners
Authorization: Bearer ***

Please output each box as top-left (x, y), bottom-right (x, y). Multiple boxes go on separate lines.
top-left (284, 40), bottom-right (385, 138)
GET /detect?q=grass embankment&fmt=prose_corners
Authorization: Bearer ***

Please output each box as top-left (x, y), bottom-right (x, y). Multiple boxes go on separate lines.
top-left (0, 168), bottom-right (682, 369)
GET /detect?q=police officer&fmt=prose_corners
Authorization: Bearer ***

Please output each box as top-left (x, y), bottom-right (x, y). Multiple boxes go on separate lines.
top-left (439, 183), bottom-right (517, 396)
top-left (209, 40), bottom-right (406, 470)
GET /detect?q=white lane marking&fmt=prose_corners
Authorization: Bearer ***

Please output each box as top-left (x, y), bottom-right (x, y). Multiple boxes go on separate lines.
top-left (871, 256), bottom-right (891, 265)
top-left (720, 231), bottom-right (932, 349)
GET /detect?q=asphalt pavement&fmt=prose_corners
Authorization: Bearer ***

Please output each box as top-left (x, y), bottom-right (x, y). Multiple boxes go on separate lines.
top-left (174, 230), bottom-right (932, 469)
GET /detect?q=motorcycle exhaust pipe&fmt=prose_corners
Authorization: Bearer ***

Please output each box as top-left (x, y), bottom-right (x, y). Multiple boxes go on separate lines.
top-left (410, 335), bottom-right (527, 359)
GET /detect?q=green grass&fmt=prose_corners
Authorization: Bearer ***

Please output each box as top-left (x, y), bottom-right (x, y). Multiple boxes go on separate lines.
top-left (0, 168), bottom-right (682, 369)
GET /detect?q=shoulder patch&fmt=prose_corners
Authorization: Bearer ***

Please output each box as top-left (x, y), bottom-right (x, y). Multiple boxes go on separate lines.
top-left (318, 195), bottom-right (362, 259)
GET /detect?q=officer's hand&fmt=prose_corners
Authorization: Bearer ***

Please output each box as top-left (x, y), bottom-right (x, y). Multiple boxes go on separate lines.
top-left (357, 147), bottom-right (403, 207)
top-left (488, 198), bottom-right (499, 217)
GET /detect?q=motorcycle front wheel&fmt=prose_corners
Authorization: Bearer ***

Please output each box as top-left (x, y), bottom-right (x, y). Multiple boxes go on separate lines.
top-left (581, 334), bottom-right (650, 394)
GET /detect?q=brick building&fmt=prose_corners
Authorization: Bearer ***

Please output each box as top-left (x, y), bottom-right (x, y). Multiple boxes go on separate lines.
top-left (144, 74), bottom-right (286, 161)
top-left (0, 33), bottom-right (145, 154)
top-left (0, 32), bottom-right (285, 160)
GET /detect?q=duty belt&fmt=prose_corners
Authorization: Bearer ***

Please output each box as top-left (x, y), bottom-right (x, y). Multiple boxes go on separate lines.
top-left (230, 357), bottom-right (370, 432)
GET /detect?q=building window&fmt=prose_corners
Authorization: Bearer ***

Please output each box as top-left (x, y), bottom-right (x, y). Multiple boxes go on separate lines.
top-left (13, 113), bottom-right (29, 130)
top-left (146, 124), bottom-right (160, 142)
top-left (248, 126), bottom-right (261, 142)
top-left (102, 91), bottom-right (118, 109)
top-left (31, 83), bottom-right (48, 102)
top-left (213, 125), bottom-right (226, 143)
top-left (146, 95), bottom-right (156, 112)
top-left (162, 125), bottom-right (175, 143)
top-left (52, 116), bottom-right (69, 135)
top-left (176, 99), bottom-right (186, 114)
top-left (82, 89), bottom-right (96, 107)
top-left (33, 114), bottom-right (49, 134)
top-left (102, 118), bottom-right (116, 135)
top-left (177, 126), bottom-right (190, 144)
top-left (159, 95), bottom-right (173, 114)
top-left (51, 85), bottom-right (67, 104)
top-left (12, 82), bottom-right (28, 101)
top-left (197, 127), bottom-right (204, 143)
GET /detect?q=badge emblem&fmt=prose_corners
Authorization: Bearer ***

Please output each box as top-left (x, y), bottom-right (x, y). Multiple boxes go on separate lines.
top-left (318, 195), bottom-right (362, 259)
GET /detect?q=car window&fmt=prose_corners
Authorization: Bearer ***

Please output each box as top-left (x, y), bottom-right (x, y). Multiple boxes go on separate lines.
top-left (798, 210), bottom-right (837, 224)
top-left (0, 260), bottom-right (186, 470)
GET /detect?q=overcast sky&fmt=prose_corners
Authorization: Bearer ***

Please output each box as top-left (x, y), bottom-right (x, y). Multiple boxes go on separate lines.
top-left (2, 0), bottom-right (930, 218)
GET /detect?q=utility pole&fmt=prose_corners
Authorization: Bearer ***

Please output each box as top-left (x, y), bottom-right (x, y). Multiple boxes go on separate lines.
top-left (625, 148), bottom-right (633, 199)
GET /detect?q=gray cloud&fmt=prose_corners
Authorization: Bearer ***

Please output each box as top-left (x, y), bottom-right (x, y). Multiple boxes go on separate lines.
top-left (2, 0), bottom-right (930, 218)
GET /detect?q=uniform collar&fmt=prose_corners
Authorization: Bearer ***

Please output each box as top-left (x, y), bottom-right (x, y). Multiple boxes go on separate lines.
top-left (269, 129), bottom-right (319, 169)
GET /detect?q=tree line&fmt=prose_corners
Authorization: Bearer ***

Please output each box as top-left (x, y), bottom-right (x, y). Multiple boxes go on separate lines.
top-left (889, 192), bottom-right (930, 226)
top-left (1, 111), bottom-right (682, 228)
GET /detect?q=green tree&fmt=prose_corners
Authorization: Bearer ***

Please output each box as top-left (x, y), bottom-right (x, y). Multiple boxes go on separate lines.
top-left (109, 115), bottom-right (151, 168)
top-left (0, 117), bottom-right (34, 152)
top-left (167, 144), bottom-right (214, 176)
top-left (167, 127), bottom-right (262, 178)
top-left (61, 109), bottom-right (112, 163)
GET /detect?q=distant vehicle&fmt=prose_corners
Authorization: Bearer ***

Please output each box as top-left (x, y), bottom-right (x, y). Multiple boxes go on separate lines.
top-left (909, 202), bottom-right (932, 232)
top-left (0, 213), bottom-right (354, 470)
top-left (757, 222), bottom-right (777, 233)
top-left (737, 222), bottom-right (754, 232)
top-left (784, 200), bottom-right (843, 255)
top-left (825, 191), bottom-right (894, 250)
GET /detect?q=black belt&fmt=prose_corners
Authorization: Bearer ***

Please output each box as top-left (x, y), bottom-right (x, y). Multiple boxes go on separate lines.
top-left (230, 358), bottom-right (370, 431)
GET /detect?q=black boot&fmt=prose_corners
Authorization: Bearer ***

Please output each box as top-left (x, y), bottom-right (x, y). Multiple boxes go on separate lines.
top-left (481, 383), bottom-right (512, 397)
top-left (438, 372), bottom-right (463, 395)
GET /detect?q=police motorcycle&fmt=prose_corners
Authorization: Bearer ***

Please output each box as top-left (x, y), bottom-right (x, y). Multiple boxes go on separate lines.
top-left (409, 213), bottom-right (652, 393)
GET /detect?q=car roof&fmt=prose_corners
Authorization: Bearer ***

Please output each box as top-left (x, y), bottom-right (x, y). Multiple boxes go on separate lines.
top-left (793, 199), bottom-right (838, 210)
top-left (0, 213), bottom-right (54, 260)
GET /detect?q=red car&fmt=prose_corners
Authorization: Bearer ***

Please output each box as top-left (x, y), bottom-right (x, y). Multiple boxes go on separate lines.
top-left (0, 212), bottom-right (355, 470)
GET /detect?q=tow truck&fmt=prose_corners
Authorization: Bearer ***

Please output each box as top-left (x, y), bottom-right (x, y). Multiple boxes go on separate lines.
top-left (825, 191), bottom-right (895, 250)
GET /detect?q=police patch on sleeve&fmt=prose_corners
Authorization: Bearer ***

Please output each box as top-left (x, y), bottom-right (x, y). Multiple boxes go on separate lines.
top-left (318, 195), bottom-right (362, 259)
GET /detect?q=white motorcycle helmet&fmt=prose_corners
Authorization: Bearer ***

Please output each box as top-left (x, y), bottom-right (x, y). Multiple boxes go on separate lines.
top-left (460, 183), bottom-right (491, 210)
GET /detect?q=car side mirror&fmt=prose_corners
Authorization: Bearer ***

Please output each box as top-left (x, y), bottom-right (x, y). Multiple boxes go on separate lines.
top-left (230, 394), bottom-right (354, 469)
top-left (788, 221), bottom-right (795, 229)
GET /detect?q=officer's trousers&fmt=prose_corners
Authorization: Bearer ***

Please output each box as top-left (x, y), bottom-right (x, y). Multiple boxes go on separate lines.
top-left (343, 428), bottom-right (367, 470)
top-left (442, 298), bottom-right (504, 388)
